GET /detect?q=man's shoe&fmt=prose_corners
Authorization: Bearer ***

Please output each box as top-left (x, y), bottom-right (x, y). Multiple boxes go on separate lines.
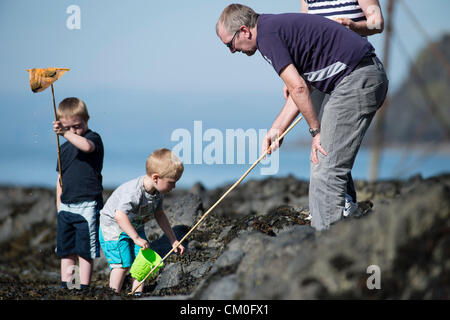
top-left (305, 214), bottom-right (312, 221)
top-left (343, 194), bottom-right (360, 218)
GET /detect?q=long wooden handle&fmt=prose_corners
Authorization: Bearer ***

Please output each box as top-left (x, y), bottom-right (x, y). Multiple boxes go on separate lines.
top-left (128, 116), bottom-right (303, 295)
top-left (51, 84), bottom-right (63, 192)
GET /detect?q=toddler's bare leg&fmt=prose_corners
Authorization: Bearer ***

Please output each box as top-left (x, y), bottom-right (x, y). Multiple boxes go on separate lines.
top-left (131, 278), bottom-right (144, 293)
top-left (78, 256), bottom-right (93, 286)
top-left (109, 268), bottom-right (128, 293)
top-left (61, 255), bottom-right (77, 282)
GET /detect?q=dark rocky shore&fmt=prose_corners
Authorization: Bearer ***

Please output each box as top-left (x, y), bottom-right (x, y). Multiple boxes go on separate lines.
top-left (0, 173), bottom-right (449, 300)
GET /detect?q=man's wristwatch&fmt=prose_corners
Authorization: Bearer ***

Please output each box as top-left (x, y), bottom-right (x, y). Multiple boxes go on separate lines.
top-left (309, 127), bottom-right (320, 137)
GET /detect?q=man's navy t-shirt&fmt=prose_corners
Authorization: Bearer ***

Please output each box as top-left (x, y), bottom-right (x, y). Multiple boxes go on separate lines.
top-left (56, 129), bottom-right (104, 204)
top-left (256, 13), bottom-right (375, 93)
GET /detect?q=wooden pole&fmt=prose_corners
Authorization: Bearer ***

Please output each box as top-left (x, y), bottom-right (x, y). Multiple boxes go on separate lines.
top-left (369, 0), bottom-right (396, 182)
top-left (128, 116), bottom-right (303, 295)
top-left (51, 84), bottom-right (63, 191)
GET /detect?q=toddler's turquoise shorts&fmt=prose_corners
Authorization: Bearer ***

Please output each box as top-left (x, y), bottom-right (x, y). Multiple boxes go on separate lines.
top-left (99, 227), bottom-right (147, 269)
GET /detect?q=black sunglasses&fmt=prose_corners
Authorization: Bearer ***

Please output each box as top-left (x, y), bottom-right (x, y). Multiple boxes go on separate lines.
top-left (226, 30), bottom-right (240, 50)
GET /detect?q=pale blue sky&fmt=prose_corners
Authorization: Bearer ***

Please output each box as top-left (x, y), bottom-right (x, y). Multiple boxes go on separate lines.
top-left (1, 0), bottom-right (449, 94)
top-left (0, 0), bottom-right (449, 188)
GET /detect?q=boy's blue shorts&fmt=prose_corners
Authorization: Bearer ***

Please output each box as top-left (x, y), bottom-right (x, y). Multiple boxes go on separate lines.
top-left (99, 227), bottom-right (147, 269)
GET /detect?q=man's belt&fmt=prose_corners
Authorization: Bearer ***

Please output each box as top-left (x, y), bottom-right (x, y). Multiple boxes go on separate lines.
top-left (354, 55), bottom-right (376, 70)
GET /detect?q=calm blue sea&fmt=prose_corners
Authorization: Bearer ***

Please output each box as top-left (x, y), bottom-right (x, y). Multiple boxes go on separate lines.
top-left (2, 91), bottom-right (449, 190)
top-left (1, 145), bottom-right (448, 190)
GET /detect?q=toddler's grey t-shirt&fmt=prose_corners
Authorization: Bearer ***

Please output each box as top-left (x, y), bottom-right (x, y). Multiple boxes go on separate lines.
top-left (100, 176), bottom-right (163, 241)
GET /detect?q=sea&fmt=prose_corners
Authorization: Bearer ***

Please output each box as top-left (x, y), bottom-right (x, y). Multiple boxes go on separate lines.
top-left (4, 89), bottom-right (448, 191)
top-left (1, 144), bottom-right (449, 190)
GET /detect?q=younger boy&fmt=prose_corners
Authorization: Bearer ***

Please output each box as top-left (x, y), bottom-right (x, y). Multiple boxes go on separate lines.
top-left (99, 148), bottom-right (185, 295)
top-left (53, 97), bottom-right (104, 289)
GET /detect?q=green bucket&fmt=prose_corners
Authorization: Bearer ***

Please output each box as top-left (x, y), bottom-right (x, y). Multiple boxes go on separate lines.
top-left (130, 248), bottom-right (164, 282)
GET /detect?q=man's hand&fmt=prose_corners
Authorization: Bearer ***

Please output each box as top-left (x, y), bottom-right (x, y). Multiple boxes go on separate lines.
top-left (263, 128), bottom-right (283, 156)
top-left (333, 17), bottom-right (355, 30)
top-left (310, 133), bottom-right (327, 164)
top-left (172, 240), bottom-right (185, 256)
top-left (53, 121), bottom-right (68, 136)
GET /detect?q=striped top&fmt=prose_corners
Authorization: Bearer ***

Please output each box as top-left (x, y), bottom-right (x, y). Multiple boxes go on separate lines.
top-left (306, 0), bottom-right (367, 22)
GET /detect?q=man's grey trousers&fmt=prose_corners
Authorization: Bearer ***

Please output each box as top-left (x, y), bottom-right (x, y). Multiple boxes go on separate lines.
top-left (310, 57), bottom-right (389, 231)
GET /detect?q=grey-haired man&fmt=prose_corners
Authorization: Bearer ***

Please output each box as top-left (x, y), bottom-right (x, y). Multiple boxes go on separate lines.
top-left (216, 4), bottom-right (388, 231)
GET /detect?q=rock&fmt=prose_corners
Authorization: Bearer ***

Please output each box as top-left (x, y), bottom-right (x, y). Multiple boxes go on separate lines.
top-left (197, 274), bottom-right (240, 300)
top-left (190, 182), bottom-right (206, 197)
top-left (217, 225), bottom-right (232, 241)
top-left (0, 173), bottom-right (449, 299)
top-left (184, 261), bottom-right (213, 279)
top-left (209, 238), bottom-right (245, 271)
top-left (192, 175), bottom-right (450, 299)
top-left (0, 187), bottom-right (55, 243)
top-left (150, 225), bottom-right (190, 258)
top-left (144, 193), bottom-right (203, 238)
top-left (164, 193), bottom-right (204, 226)
top-left (155, 263), bottom-right (183, 290)
top-left (202, 176), bottom-right (310, 217)
top-left (0, 217), bottom-right (13, 243)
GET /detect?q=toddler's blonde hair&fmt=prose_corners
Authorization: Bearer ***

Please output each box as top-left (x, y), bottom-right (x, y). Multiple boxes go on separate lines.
top-left (146, 148), bottom-right (184, 180)
top-left (57, 97), bottom-right (90, 122)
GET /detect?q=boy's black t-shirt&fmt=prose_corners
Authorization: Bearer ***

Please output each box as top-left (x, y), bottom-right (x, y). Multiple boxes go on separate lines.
top-left (56, 129), bottom-right (104, 204)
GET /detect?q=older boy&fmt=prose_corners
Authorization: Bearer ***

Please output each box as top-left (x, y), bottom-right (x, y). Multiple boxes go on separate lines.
top-left (53, 97), bottom-right (104, 289)
top-left (99, 148), bottom-right (185, 295)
